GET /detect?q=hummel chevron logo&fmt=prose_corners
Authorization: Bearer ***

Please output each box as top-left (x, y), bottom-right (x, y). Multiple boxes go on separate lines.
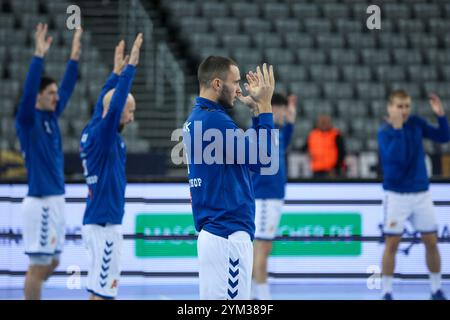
top-left (229, 258), bottom-right (239, 267)
top-left (100, 281), bottom-right (107, 288)
top-left (101, 265), bottom-right (110, 272)
top-left (228, 278), bottom-right (238, 289)
top-left (105, 241), bottom-right (114, 248)
top-left (228, 268), bottom-right (239, 278)
top-left (103, 257), bottom-right (111, 264)
top-left (100, 273), bottom-right (108, 280)
top-left (227, 289), bottom-right (238, 299)
top-left (104, 248), bottom-right (113, 256)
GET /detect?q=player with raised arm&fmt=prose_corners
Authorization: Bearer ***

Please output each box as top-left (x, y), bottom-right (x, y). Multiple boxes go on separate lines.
top-left (79, 34), bottom-right (142, 300)
top-left (16, 23), bottom-right (82, 300)
top-left (183, 57), bottom-right (276, 300)
top-left (379, 90), bottom-right (449, 300)
top-left (250, 93), bottom-right (297, 300)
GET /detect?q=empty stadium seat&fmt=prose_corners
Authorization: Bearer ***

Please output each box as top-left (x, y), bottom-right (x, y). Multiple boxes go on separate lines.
top-left (356, 83), bottom-right (386, 100)
top-left (316, 34), bottom-right (345, 49)
top-left (330, 49), bottom-right (359, 65)
top-left (285, 33), bottom-right (314, 49)
top-left (222, 34), bottom-right (251, 49)
top-left (231, 3), bottom-right (259, 18)
top-left (290, 82), bottom-right (321, 99)
top-left (277, 65), bottom-right (308, 82)
top-left (200, 2), bottom-right (228, 17)
top-left (342, 66), bottom-right (372, 82)
top-left (375, 66), bottom-right (406, 82)
top-left (310, 65), bottom-right (339, 82)
top-left (263, 3), bottom-right (290, 19)
top-left (408, 65), bottom-right (438, 82)
top-left (297, 49), bottom-right (327, 64)
top-left (265, 48), bottom-right (295, 65)
top-left (291, 3), bottom-right (320, 19)
top-left (323, 83), bottom-right (354, 99)
top-left (254, 33), bottom-right (283, 48)
top-left (274, 19), bottom-right (301, 34)
top-left (242, 18), bottom-right (271, 33)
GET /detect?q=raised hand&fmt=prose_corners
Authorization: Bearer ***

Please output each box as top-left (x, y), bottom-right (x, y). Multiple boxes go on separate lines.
top-left (113, 40), bottom-right (129, 75)
top-left (238, 83), bottom-right (259, 116)
top-left (128, 33), bottom-right (143, 67)
top-left (34, 23), bottom-right (53, 58)
top-left (245, 63), bottom-right (275, 113)
top-left (429, 93), bottom-right (445, 117)
top-left (70, 28), bottom-right (83, 61)
top-left (286, 94), bottom-right (298, 123)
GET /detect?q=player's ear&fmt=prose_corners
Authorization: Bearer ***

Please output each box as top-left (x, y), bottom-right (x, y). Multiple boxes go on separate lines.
top-left (212, 78), bottom-right (221, 91)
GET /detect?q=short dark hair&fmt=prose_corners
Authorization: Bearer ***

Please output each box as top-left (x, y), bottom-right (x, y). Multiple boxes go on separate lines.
top-left (271, 92), bottom-right (288, 107)
top-left (197, 56), bottom-right (238, 88)
top-left (39, 76), bottom-right (57, 93)
top-left (388, 89), bottom-right (410, 104)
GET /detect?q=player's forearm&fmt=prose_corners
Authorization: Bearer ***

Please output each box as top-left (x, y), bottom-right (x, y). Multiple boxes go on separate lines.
top-left (251, 113), bottom-right (275, 167)
top-left (59, 60), bottom-right (79, 96)
top-left (286, 111), bottom-right (296, 124)
top-left (17, 57), bottom-right (44, 123)
top-left (55, 60), bottom-right (79, 116)
top-left (432, 116), bottom-right (450, 143)
top-left (258, 102), bottom-right (272, 114)
top-left (109, 65), bottom-right (136, 116)
top-left (283, 123), bottom-right (294, 146)
top-left (103, 73), bottom-right (120, 92)
top-left (103, 65), bottom-right (136, 128)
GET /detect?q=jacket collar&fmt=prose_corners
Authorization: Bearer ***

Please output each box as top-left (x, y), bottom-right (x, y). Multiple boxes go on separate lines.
top-left (195, 96), bottom-right (226, 112)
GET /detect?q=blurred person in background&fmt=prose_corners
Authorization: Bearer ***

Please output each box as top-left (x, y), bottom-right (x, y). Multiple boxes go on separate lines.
top-left (304, 114), bottom-right (346, 178)
top-left (378, 90), bottom-right (449, 300)
top-left (15, 23), bottom-right (82, 300)
top-left (251, 93), bottom-right (297, 300)
top-left (79, 34), bottom-right (142, 300)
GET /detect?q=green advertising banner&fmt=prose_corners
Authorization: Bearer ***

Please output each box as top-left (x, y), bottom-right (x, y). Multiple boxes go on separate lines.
top-left (135, 213), bottom-right (362, 258)
top-left (273, 213), bottom-right (362, 256)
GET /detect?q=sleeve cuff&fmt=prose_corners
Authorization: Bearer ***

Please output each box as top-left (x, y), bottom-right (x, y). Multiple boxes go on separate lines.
top-left (124, 64), bottom-right (137, 76)
top-left (252, 117), bottom-right (259, 127)
top-left (32, 56), bottom-right (44, 64)
top-left (68, 59), bottom-right (79, 66)
top-left (284, 123), bottom-right (294, 130)
top-left (258, 113), bottom-right (274, 128)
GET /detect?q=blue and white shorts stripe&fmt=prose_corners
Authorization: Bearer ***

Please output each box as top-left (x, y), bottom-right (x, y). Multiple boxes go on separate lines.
top-left (82, 224), bottom-right (123, 299)
top-left (22, 195), bottom-right (65, 265)
top-left (197, 229), bottom-right (252, 300)
top-left (255, 199), bottom-right (284, 240)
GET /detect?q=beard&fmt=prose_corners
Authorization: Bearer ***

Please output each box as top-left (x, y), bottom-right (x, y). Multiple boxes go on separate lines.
top-left (217, 85), bottom-right (234, 109)
top-left (118, 123), bottom-right (125, 133)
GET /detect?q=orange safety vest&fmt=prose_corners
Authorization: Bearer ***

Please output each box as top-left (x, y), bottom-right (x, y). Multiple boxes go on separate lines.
top-left (307, 128), bottom-right (340, 172)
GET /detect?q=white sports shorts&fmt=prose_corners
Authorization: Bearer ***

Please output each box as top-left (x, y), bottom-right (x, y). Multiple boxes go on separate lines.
top-left (197, 229), bottom-right (253, 300)
top-left (82, 224), bottom-right (123, 299)
top-left (383, 190), bottom-right (438, 235)
top-left (254, 199), bottom-right (284, 240)
top-left (22, 195), bottom-right (65, 265)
